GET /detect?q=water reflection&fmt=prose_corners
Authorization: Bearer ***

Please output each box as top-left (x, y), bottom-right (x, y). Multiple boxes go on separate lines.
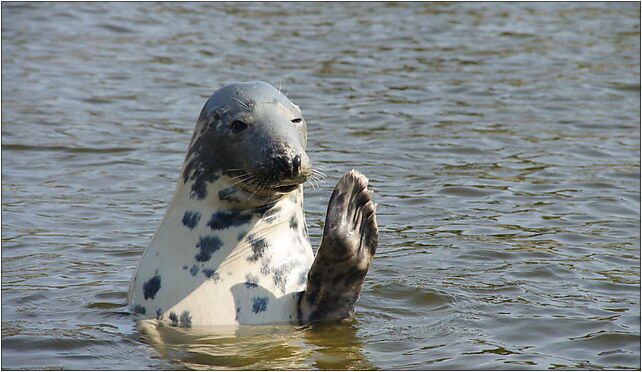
top-left (140, 320), bottom-right (374, 370)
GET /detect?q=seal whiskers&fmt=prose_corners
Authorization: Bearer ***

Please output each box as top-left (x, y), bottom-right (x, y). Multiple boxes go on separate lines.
top-left (306, 168), bottom-right (326, 189)
top-left (231, 97), bottom-right (250, 110)
top-left (246, 181), bottom-right (264, 201)
top-left (224, 172), bottom-right (256, 188)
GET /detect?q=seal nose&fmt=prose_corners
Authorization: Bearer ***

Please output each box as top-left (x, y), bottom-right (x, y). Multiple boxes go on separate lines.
top-left (274, 155), bottom-right (302, 178)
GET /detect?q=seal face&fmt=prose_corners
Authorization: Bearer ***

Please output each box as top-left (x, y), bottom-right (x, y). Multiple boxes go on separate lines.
top-left (183, 81), bottom-right (311, 201)
top-left (128, 81), bottom-right (378, 326)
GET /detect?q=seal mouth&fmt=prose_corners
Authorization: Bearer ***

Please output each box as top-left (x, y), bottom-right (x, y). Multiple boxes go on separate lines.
top-left (224, 169), bottom-right (304, 195)
top-left (272, 184), bottom-right (300, 193)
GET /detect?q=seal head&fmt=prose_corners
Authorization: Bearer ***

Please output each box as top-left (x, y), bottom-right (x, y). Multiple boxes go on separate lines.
top-left (184, 81), bottom-right (311, 200)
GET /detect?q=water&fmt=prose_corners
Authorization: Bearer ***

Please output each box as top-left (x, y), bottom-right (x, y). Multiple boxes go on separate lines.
top-left (2, 2), bottom-right (640, 370)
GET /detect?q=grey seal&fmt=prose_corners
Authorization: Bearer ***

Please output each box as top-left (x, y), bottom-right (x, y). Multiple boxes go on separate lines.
top-left (127, 81), bottom-right (378, 326)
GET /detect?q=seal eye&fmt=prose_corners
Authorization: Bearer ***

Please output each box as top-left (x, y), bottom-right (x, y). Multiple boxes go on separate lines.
top-left (230, 120), bottom-right (248, 133)
top-left (291, 118), bottom-right (302, 124)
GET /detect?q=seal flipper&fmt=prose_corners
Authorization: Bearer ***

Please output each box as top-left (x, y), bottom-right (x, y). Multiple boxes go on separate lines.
top-left (298, 170), bottom-right (378, 322)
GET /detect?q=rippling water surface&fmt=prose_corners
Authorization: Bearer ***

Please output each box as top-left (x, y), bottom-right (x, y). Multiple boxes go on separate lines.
top-left (2, 2), bottom-right (640, 370)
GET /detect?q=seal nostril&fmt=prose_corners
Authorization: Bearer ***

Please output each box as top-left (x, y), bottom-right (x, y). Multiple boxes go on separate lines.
top-left (275, 156), bottom-right (290, 175)
top-left (293, 155), bottom-right (301, 175)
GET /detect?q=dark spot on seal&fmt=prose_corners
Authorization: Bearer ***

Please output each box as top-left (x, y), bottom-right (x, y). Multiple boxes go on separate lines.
top-left (272, 264), bottom-right (292, 293)
top-left (260, 260), bottom-right (292, 294)
top-left (202, 268), bottom-right (219, 280)
top-left (208, 210), bottom-right (253, 230)
top-left (156, 308), bottom-right (162, 319)
top-left (247, 235), bottom-right (269, 262)
top-left (245, 274), bottom-right (259, 288)
top-left (182, 265), bottom-right (188, 270)
top-left (245, 281), bottom-right (258, 288)
top-left (182, 159), bottom-right (197, 185)
top-left (190, 265), bottom-right (199, 276)
top-left (180, 311), bottom-right (192, 328)
top-left (195, 235), bottom-right (223, 262)
top-left (289, 215), bottom-right (299, 230)
top-left (182, 211), bottom-right (201, 229)
top-left (252, 297), bottom-right (269, 313)
top-left (202, 268), bottom-right (214, 277)
top-left (219, 187), bottom-right (241, 202)
top-left (169, 312), bottom-right (179, 327)
top-left (189, 180), bottom-right (208, 200)
top-left (132, 305), bottom-right (146, 315)
top-left (182, 121), bottom-right (223, 200)
top-left (143, 274), bottom-right (161, 300)
top-left (185, 166), bottom-right (221, 200)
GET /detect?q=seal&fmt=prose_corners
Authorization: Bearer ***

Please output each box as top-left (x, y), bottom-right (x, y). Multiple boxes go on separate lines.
top-left (127, 81), bottom-right (378, 326)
